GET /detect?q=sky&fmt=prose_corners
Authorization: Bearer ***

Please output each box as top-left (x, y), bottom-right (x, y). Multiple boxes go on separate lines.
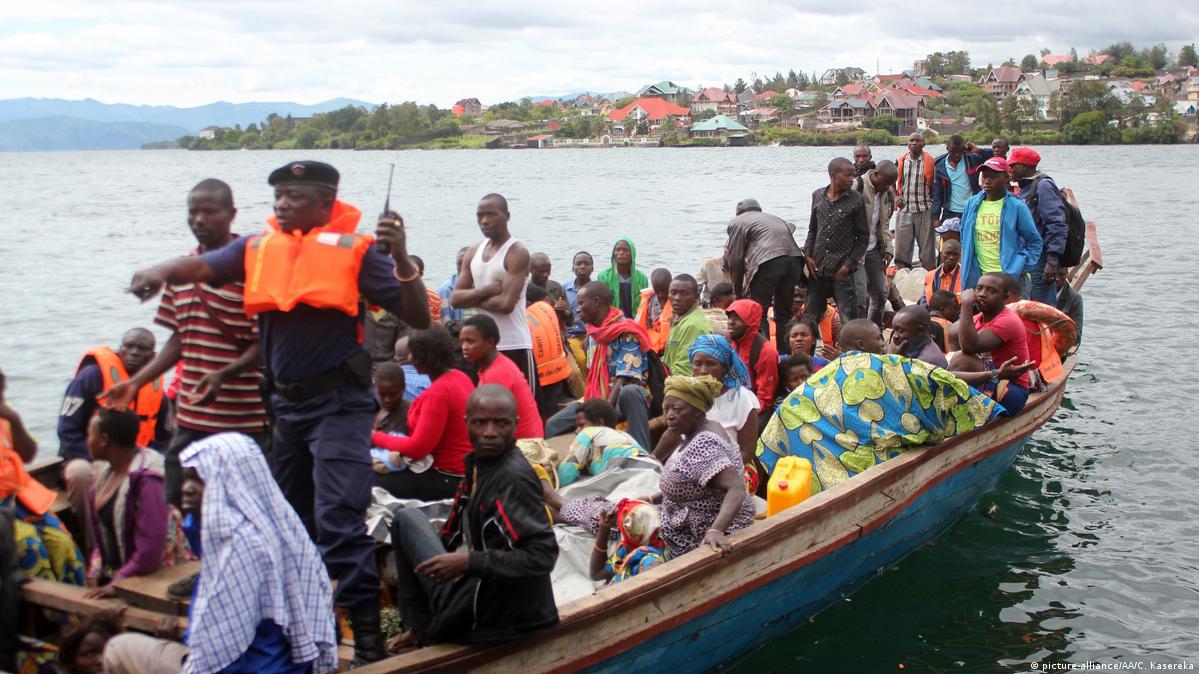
top-left (2, 1), bottom-right (1197, 108)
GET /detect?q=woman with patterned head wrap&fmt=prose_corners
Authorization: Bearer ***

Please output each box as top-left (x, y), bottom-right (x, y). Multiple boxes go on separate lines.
top-left (653, 335), bottom-right (762, 493)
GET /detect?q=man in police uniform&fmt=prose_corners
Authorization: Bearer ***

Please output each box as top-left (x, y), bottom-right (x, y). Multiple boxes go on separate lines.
top-left (127, 161), bottom-right (429, 664)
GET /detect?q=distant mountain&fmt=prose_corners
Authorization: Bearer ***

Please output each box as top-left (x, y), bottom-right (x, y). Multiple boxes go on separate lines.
top-left (0, 97), bottom-right (376, 133)
top-left (523, 90), bottom-right (633, 103)
top-left (0, 116), bottom-right (191, 151)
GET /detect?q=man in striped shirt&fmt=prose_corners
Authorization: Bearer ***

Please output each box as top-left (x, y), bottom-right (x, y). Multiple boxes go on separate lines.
top-left (105, 179), bottom-right (267, 506)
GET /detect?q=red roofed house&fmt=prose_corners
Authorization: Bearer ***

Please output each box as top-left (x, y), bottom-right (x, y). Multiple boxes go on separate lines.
top-left (753, 90), bottom-right (779, 103)
top-left (1083, 53), bottom-right (1112, 66)
top-left (1041, 54), bottom-right (1073, 67)
top-left (979, 66), bottom-right (1026, 100)
top-left (691, 87), bottom-right (737, 116)
top-left (453, 98), bottom-right (482, 118)
top-left (608, 97), bottom-right (690, 135)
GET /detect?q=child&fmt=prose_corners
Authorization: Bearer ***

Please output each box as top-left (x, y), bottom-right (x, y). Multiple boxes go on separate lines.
top-left (928, 289), bottom-right (960, 353)
top-left (589, 499), bottom-right (668, 584)
top-left (558, 399), bottom-right (643, 486)
top-left (369, 362), bottom-right (432, 475)
top-left (774, 352), bottom-right (813, 410)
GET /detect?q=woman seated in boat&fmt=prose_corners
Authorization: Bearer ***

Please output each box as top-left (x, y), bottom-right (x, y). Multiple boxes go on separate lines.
top-left (589, 499), bottom-right (668, 584)
top-left (369, 362), bottom-right (412, 475)
top-left (371, 326), bottom-right (475, 501)
top-left (0, 368), bottom-right (85, 585)
top-left (783, 318), bottom-right (831, 369)
top-left (552, 375), bottom-right (756, 556)
top-left (81, 408), bottom-right (179, 598)
top-left (758, 320), bottom-right (1029, 498)
top-left (653, 336), bottom-right (762, 494)
top-left (557, 399), bottom-right (645, 487)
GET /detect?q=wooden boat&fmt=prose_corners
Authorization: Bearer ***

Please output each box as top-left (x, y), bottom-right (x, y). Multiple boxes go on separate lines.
top-left (355, 200), bottom-right (1103, 674)
top-left (22, 194), bottom-right (1102, 674)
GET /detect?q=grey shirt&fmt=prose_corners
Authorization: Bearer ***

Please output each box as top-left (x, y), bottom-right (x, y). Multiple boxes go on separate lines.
top-left (726, 210), bottom-right (801, 289)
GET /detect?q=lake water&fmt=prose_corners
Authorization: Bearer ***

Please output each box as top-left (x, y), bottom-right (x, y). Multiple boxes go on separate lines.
top-left (2, 145), bottom-right (1197, 670)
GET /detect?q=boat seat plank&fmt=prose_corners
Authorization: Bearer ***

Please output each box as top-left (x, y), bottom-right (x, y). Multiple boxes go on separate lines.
top-left (21, 578), bottom-right (188, 634)
top-left (114, 560), bottom-right (200, 616)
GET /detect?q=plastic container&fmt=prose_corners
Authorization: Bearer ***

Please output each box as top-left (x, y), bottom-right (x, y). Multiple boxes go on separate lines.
top-left (766, 456), bottom-right (813, 517)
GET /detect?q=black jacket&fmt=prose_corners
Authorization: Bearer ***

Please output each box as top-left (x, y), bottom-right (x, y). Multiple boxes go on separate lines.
top-left (436, 444), bottom-right (559, 642)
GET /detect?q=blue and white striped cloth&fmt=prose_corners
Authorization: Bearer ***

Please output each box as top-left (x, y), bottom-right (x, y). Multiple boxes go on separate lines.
top-left (180, 433), bottom-right (338, 674)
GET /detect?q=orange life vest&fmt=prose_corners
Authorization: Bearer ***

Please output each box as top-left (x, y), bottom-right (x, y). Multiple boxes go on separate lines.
top-left (1009, 300), bottom-right (1072, 384)
top-left (819, 307), bottom-right (836, 348)
top-left (77, 347), bottom-right (164, 449)
top-left (244, 201), bottom-right (373, 318)
top-left (924, 266), bottom-right (962, 304)
top-left (0, 418), bottom-right (57, 515)
top-left (526, 301), bottom-right (570, 386)
top-left (633, 289), bottom-right (672, 353)
top-left (930, 316), bottom-right (952, 353)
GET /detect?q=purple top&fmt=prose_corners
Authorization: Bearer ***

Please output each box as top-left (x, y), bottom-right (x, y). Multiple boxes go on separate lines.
top-left (89, 466), bottom-right (168, 580)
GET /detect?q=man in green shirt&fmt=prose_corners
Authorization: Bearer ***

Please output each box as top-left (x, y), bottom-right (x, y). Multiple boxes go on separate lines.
top-left (663, 274), bottom-right (712, 376)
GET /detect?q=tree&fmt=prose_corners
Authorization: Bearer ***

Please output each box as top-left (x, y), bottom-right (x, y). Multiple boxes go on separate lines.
top-left (635, 119), bottom-right (649, 136)
top-left (786, 69), bottom-right (800, 89)
top-left (733, 78), bottom-right (747, 94)
top-left (1021, 54), bottom-right (1039, 71)
top-left (770, 93), bottom-right (795, 115)
top-left (864, 115), bottom-right (901, 135)
top-left (1040, 48), bottom-right (1051, 57)
top-left (1113, 53), bottom-right (1155, 78)
top-left (1001, 95), bottom-right (1022, 133)
top-left (1102, 41), bottom-right (1135, 62)
top-left (1179, 44), bottom-right (1198, 68)
top-left (946, 50), bottom-right (972, 75)
top-left (1145, 44), bottom-right (1169, 71)
top-left (1047, 91), bottom-right (1062, 120)
top-left (1064, 110), bottom-right (1120, 144)
top-left (1069, 47), bottom-right (1078, 62)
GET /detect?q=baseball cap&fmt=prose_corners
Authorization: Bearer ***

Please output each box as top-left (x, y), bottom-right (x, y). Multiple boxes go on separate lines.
top-left (1008, 147), bottom-right (1041, 167)
top-left (980, 156), bottom-right (1009, 173)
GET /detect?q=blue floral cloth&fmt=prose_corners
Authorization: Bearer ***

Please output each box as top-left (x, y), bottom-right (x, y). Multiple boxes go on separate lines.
top-left (605, 543), bottom-right (668, 583)
top-left (756, 352), bottom-right (1003, 495)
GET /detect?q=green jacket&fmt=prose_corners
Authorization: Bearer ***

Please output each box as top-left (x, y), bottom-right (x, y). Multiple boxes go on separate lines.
top-left (596, 236), bottom-right (649, 317)
top-left (663, 306), bottom-right (713, 376)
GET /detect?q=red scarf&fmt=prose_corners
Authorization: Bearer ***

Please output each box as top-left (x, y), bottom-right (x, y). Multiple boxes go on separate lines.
top-left (585, 307), bottom-right (652, 399)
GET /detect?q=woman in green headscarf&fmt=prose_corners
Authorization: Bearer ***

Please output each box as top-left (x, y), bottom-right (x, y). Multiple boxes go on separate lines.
top-left (597, 237), bottom-right (648, 318)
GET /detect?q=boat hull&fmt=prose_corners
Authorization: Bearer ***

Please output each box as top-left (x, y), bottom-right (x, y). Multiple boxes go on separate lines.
top-left (583, 438), bottom-right (1026, 673)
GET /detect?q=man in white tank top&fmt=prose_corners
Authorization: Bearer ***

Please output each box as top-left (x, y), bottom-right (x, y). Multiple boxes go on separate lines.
top-left (450, 194), bottom-right (538, 395)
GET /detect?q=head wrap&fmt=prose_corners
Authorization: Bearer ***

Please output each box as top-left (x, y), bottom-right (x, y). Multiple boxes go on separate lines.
top-left (614, 498), bottom-right (664, 549)
top-left (181, 433), bottom-right (338, 674)
top-left (663, 375), bottom-right (724, 413)
top-left (688, 334), bottom-right (751, 391)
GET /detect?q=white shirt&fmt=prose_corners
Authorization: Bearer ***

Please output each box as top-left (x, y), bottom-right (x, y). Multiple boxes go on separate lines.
top-left (707, 386), bottom-right (760, 443)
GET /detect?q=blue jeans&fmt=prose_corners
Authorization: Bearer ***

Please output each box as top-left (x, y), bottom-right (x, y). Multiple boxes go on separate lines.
top-left (1027, 255), bottom-right (1057, 304)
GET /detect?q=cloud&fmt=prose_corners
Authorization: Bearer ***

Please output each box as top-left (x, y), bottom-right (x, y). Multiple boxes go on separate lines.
top-left (0, 1), bottom-right (1195, 106)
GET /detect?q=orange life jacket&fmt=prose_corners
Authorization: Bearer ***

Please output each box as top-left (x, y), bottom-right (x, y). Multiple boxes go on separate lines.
top-left (924, 266), bottom-right (962, 304)
top-left (77, 347), bottom-right (164, 449)
top-left (819, 307), bottom-right (836, 348)
top-left (244, 201), bottom-right (373, 318)
top-left (633, 289), bottom-right (672, 353)
top-left (0, 418), bottom-right (57, 515)
top-left (930, 316), bottom-right (952, 353)
top-left (1009, 300), bottom-right (1072, 384)
top-left (526, 301), bottom-right (570, 386)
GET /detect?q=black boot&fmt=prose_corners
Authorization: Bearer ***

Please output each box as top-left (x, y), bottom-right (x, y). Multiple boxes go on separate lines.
top-left (349, 607), bottom-right (386, 667)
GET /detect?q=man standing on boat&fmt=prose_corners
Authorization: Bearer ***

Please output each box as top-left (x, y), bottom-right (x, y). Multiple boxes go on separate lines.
top-left (103, 179), bottom-right (267, 509)
top-left (126, 160), bottom-right (430, 665)
top-left (894, 132), bottom-right (936, 270)
top-left (451, 194), bottom-right (538, 395)
top-left (931, 135), bottom-right (993, 242)
top-left (725, 198), bottom-right (802, 354)
top-left (802, 158), bottom-right (868, 327)
top-left (1008, 146), bottom-right (1067, 304)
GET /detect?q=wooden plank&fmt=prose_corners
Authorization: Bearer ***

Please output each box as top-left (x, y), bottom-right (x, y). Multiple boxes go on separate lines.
top-left (114, 560), bottom-right (200, 616)
top-left (28, 456), bottom-right (64, 489)
top-left (21, 578), bottom-right (188, 634)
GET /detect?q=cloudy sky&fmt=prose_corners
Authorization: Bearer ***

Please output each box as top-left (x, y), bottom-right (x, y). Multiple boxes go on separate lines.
top-left (2, 2), bottom-right (1196, 107)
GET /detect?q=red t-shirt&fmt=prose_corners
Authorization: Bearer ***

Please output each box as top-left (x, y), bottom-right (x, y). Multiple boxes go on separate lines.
top-left (479, 354), bottom-right (545, 439)
top-left (371, 368), bottom-right (474, 474)
top-left (973, 307), bottom-right (1032, 387)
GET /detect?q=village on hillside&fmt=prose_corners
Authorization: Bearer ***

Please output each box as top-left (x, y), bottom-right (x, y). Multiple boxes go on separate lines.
top-left (182, 43), bottom-right (1199, 150)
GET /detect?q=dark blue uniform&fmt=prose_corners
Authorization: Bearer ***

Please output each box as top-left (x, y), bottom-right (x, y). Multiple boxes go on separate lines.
top-left (204, 236), bottom-right (407, 610)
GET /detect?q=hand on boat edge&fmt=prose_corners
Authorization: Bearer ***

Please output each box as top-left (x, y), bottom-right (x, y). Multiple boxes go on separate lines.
top-left (703, 529), bottom-right (733, 555)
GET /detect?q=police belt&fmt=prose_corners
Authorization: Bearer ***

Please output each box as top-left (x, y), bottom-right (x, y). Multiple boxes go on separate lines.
top-left (270, 351), bottom-right (372, 403)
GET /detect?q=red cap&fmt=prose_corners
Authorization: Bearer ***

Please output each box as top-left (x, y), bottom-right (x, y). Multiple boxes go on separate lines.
top-left (980, 156), bottom-right (1009, 173)
top-left (1008, 146), bottom-right (1041, 167)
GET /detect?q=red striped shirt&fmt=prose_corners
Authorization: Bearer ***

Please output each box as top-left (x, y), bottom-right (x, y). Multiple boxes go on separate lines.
top-left (154, 246), bottom-right (267, 433)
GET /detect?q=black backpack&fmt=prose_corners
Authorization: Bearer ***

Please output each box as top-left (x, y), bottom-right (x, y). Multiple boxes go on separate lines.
top-left (1029, 175), bottom-right (1086, 268)
top-left (643, 349), bottom-right (671, 418)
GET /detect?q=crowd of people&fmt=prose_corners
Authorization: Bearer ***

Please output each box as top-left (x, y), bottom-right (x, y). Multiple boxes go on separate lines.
top-left (0, 142), bottom-right (1085, 672)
